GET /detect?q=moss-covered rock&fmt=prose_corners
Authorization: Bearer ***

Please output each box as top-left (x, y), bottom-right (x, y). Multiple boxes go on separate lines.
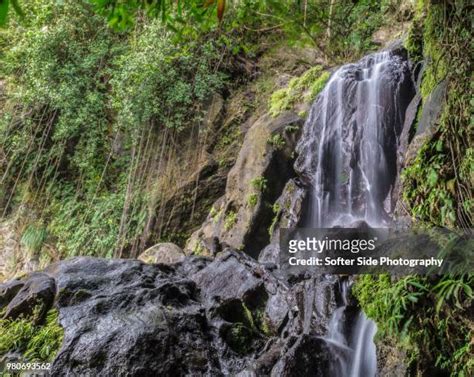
top-left (138, 242), bottom-right (185, 264)
top-left (269, 66), bottom-right (330, 117)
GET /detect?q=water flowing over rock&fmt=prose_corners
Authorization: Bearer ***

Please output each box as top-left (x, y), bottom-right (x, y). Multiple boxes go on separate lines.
top-left (295, 47), bottom-right (414, 228)
top-left (291, 47), bottom-right (414, 377)
top-left (0, 45), bottom-right (417, 376)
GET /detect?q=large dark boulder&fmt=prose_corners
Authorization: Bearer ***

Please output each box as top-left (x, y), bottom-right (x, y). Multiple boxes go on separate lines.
top-left (0, 251), bottom-right (348, 376)
top-left (45, 257), bottom-right (219, 376)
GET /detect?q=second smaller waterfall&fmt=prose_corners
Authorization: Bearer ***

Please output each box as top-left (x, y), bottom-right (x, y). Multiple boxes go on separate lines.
top-left (325, 280), bottom-right (377, 377)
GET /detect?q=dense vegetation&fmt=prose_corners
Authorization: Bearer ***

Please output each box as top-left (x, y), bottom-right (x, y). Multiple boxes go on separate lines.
top-left (0, 0), bottom-right (400, 261)
top-left (0, 0), bottom-right (472, 375)
top-left (0, 0), bottom-right (227, 259)
top-left (355, 1), bottom-right (473, 376)
top-left (0, 308), bottom-right (63, 362)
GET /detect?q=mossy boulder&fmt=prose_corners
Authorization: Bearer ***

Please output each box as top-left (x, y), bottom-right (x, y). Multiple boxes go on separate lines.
top-left (138, 242), bottom-right (185, 265)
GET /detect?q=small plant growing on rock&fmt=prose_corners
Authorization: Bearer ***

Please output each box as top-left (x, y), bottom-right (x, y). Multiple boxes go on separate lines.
top-left (210, 206), bottom-right (222, 224)
top-left (224, 211), bottom-right (237, 231)
top-left (21, 224), bottom-right (47, 255)
top-left (193, 242), bottom-right (206, 256)
top-left (268, 202), bottom-right (281, 236)
top-left (247, 194), bottom-right (258, 208)
top-left (250, 176), bottom-right (267, 193)
top-left (285, 124), bottom-right (299, 133)
top-left (267, 134), bottom-right (286, 150)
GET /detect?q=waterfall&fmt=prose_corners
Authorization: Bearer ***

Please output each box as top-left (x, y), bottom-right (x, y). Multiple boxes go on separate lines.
top-left (294, 48), bottom-right (413, 376)
top-left (296, 49), bottom-right (412, 228)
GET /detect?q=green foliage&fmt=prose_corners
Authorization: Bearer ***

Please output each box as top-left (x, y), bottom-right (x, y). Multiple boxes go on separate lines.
top-left (210, 205), bottom-right (222, 224)
top-left (353, 275), bottom-right (429, 337)
top-left (404, 17), bottom-right (423, 63)
top-left (354, 273), bottom-right (474, 376)
top-left (432, 274), bottom-right (473, 313)
top-left (0, 309), bottom-right (64, 362)
top-left (269, 66), bottom-right (329, 117)
top-left (247, 193), bottom-right (258, 208)
top-left (268, 202), bottom-right (280, 236)
top-left (225, 322), bottom-right (254, 354)
top-left (0, 0), bottom-right (225, 258)
top-left (378, 5), bottom-right (473, 366)
top-left (402, 0), bottom-right (472, 229)
top-left (90, 0), bottom-right (224, 33)
top-left (402, 142), bottom-right (457, 227)
top-left (224, 210), bottom-right (237, 231)
top-left (111, 20), bottom-right (225, 132)
top-left (46, 189), bottom-right (129, 258)
top-left (267, 133), bottom-right (285, 150)
top-left (0, 0), bottom-right (23, 26)
top-left (227, 0), bottom-right (387, 61)
top-left (20, 223), bottom-right (47, 254)
top-left (220, 299), bottom-right (270, 354)
top-left (250, 176), bottom-right (267, 192)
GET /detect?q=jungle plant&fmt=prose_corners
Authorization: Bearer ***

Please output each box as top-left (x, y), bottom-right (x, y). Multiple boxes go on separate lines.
top-left (0, 309), bottom-right (64, 362)
top-left (267, 134), bottom-right (285, 150)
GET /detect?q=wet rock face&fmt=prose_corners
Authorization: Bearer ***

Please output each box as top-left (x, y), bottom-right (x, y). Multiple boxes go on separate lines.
top-left (46, 257), bottom-right (216, 376)
top-left (1, 253), bottom-right (343, 376)
top-left (185, 112), bottom-right (303, 258)
top-left (45, 253), bottom-right (288, 376)
top-left (270, 335), bottom-right (334, 377)
top-left (2, 272), bottom-right (55, 324)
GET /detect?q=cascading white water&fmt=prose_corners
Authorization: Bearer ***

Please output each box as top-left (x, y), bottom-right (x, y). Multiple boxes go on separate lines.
top-left (294, 48), bottom-right (413, 377)
top-left (325, 280), bottom-right (377, 377)
top-left (297, 50), bottom-right (411, 229)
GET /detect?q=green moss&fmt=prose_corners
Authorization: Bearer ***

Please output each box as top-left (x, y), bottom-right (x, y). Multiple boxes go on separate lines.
top-left (210, 205), bottom-right (222, 224)
top-left (269, 66), bottom-right (329, 117)
top-left (250, 176), bottom-right (267, 192)
top-left (224, 323), bottom-right (254, 354)
top-left (404, 20), bottom-right (423, 63)
top-left (269, 89), bottom-right (289, 117)
top-left (224, 210), bottom-right (237, 231)
top-left (419, 4), bottom-right (448, 100)
top-left (404, 0), bottom-right (425, 63)
top-left (268, 202), bottom-right (281, 236)
top-left (308, 71), bottom-right (330, 100)
top-left (193, 241), bottom-right (206, 256)
top-left (254, 308), bottom-right (272, 336)
top-left (247, 193), bottom-right (258, 208)
top-left (0, 309), bottom-right (64, 362)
